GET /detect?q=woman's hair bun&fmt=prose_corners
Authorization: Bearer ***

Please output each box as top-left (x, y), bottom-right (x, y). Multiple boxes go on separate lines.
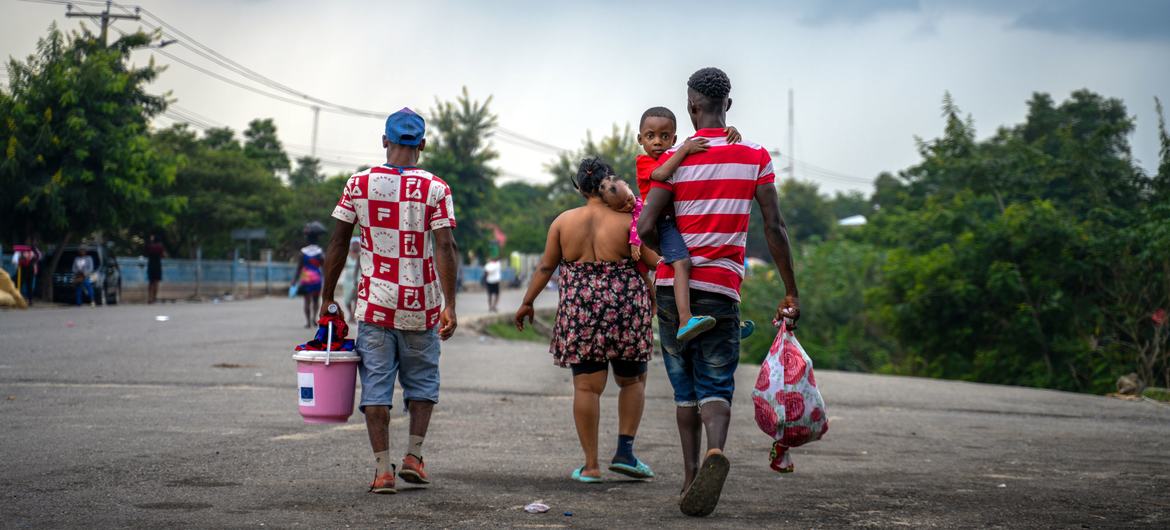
top-left (572, 157), bottom-right (614, 196)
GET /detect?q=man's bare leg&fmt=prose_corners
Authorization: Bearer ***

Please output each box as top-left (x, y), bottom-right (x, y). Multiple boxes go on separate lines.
top-left (677, 405), bottom-right (702, 491)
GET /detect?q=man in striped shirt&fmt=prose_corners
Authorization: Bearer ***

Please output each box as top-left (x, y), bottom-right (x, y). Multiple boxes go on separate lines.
top-left (638, 67), bottom-right (800, 517)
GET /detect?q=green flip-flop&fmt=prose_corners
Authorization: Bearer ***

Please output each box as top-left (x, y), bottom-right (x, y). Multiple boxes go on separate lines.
top-left (571, 466), bottom-right (602, 483)
top-left (608, 458), bottom-right (655, 479)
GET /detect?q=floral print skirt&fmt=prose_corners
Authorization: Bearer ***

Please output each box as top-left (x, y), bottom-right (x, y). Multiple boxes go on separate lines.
top-left (550, 260), bottom-right (653, 367)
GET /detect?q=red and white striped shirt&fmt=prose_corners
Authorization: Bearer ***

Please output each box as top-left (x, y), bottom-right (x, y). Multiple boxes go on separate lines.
top-left (650, 128), bottom-right (775, 301)
top-left (332, 165), bottom-right (456, 331)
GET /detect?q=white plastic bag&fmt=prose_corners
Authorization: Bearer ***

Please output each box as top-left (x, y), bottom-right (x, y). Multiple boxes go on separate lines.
top-left (751, 321), bottom-right (828, 473)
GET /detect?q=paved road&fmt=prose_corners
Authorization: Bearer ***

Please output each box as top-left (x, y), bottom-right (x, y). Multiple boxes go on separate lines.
top-left (1, 295), bottom-right (1168, 528)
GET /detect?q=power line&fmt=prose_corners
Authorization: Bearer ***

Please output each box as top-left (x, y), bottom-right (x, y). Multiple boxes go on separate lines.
top-left (167, 104), bottom-right (225, 129)
top-left (32, 0), bottom-right (862, 184)
top-left (150, 48), bottom-right (317, 109)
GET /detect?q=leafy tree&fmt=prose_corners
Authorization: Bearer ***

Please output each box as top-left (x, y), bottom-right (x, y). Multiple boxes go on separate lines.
top-left (871, 171), bottom-right (907, 211)
top-left (289, 156), bottom-right (323, 188)
top-left (860, 91), bottom-right (1165, 391)
top-left (243, 118), bottom-right (289, 175)
top-left (777, 179), bottom-right (835, 244)
top-left (829, 190), bottom-right (871, 220)
top-left (1154, 97), bottom-right (1170, 200)
top-left (545, 125), bottom-right (639, 205)
top-left (0, 25), bottom-right (177, 298)
top-left (202, 126), bottom-right (240, 151)
top-left (422, 87), bottom-right (499, 259)
top-left (741, 239), bottom-right (894, 372)
top-left (492, 181), bottom-right (555, 253)
top-left (150, 124), bottom-right (288, 259)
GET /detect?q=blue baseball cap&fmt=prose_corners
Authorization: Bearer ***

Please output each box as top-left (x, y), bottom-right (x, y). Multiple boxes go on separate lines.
top-left (385, 107), bottom-right (425, 146)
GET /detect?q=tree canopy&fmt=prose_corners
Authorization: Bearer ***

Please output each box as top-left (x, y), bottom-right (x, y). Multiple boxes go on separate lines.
top-left (741, 90), bottom-right (1170, 393)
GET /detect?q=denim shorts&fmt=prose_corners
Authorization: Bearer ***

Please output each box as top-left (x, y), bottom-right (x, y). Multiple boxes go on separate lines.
top-left (656, 287), bottom-right (740, 407)
top-left (355, 322), bottom-right (441, 412)
top-left (657, 215), bottom-right (690, 264)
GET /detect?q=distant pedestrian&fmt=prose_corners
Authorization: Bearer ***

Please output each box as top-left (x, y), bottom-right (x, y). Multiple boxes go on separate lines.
top-left (292, 229), bottom-right (325, 328)
top-left (145, 234), bottom-right (165, 304)
top-left (483, 255), bottom-right (502, 312)
top-left (515, 158), bottom-right (660, 483)
top-left (73, 247), bottom-right (96, 307)
top-left (12, 239), bottom-right (41, 306)
top-left (318, 107), bottom-right (459, 494)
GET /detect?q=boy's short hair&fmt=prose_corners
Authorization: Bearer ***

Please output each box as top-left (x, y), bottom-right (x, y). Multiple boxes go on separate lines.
top-left (687, 67), bottom-right (732, 101)
top-left (639, 106), bottom-right (676, 129)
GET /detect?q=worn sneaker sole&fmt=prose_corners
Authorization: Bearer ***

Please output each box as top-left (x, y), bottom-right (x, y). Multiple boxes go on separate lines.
top-left (398, 469), bottom-right (430, 485)
top-left (680, 453), bottom-right (729, 517)
top-left (369, 485), bottom-right (398, 494)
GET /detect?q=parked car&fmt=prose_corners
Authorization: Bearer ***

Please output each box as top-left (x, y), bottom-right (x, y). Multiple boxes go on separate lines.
top-left (49, 246), bottom-right (122, 305)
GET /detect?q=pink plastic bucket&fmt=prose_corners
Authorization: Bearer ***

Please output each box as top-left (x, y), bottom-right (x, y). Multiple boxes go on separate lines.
top-left (293, 351), bottom-right (360, 424)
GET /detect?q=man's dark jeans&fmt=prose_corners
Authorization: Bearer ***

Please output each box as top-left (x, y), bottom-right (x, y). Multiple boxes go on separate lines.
top-left (656, 287), bottom-right (740, 407)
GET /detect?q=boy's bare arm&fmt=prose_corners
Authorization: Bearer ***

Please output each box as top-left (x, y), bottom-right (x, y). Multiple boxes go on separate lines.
top-left (650, 138), bottom-right (710, 182)
top-left (637, 188), bottom-right (672, 252)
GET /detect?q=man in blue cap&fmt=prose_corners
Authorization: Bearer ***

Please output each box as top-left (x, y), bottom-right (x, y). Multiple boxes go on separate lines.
top-left (320, 107), bottom-right (460, 493)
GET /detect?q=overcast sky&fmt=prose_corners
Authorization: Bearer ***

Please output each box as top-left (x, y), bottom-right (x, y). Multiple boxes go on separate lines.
top-left (3, 0), bottom-right (1168, 195)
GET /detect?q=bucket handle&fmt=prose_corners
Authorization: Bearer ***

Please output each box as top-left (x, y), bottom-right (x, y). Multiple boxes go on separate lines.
top-left (325, 321), bottom-right (333, 366)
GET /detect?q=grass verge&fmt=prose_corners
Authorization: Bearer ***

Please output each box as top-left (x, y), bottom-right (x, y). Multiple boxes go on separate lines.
top-left (484, 320), bottom-right (548, 343)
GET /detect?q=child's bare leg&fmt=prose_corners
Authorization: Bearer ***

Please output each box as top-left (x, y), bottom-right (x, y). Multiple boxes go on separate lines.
top-left (672, 259), bottom-right (693, 323)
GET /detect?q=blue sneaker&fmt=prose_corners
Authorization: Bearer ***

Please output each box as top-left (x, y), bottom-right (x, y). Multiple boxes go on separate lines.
top-left (740, 320), bottom-right (756, 339)
top-left (677, 316), bottom-right (717, 342)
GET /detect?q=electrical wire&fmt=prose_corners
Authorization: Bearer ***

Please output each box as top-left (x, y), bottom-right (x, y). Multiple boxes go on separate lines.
top-left (28, 0), bottom-right (865, 186)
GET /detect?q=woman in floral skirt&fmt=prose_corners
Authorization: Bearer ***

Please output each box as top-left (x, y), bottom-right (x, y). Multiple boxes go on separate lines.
top-left (515, 158), bottom-right (660, 483)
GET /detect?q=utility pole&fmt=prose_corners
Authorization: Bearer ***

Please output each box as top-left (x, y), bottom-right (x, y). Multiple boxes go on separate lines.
top-left (310, 106), bottom-right (321, 157)
top-left (787, 88), bottom-right (795, 178)
top-left (65, 0), bottom-right (140, 46)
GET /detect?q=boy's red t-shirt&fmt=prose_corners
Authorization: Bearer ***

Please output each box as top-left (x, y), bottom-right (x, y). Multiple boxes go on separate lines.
top-left (634, 154), bottom-right (661, 201)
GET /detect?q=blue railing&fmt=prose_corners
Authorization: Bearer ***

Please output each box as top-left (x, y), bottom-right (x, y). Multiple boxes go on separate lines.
top-left (461, 266), bottom-right (518, 285)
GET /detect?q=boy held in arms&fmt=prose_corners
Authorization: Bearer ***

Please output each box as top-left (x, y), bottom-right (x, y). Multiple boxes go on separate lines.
top-left (635, 108), bottom-right (753, 341)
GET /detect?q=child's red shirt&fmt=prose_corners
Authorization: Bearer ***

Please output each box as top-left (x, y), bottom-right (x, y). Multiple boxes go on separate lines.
top-left (634, 154), bottom-right (661, 201)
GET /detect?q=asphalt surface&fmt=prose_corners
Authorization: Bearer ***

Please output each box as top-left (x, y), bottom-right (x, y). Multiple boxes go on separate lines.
top-left (1, 293), bottom-right (1169, 528)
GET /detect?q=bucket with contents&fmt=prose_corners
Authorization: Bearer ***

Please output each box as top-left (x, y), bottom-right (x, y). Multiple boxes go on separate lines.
top-left (293, 351), bottom-right (360, 423)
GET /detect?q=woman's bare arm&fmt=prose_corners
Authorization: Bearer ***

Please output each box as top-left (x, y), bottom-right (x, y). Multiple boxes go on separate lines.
top-left (515, 214), bottom-right (564, 330)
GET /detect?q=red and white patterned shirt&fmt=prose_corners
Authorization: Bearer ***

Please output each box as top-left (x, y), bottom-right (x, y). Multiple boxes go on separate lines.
top-left (650, 128), bottom-right (775, 301)
top-left (332, 164), bottom-right (456, 331)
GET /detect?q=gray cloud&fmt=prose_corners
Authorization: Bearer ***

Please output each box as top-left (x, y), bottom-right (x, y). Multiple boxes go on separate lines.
top-left (797, 0), bottom-right (922, 25)
top-left (1008, 0), bottom-right (1170, 42)
top-left (793, 0), bottom-right (1170, 41)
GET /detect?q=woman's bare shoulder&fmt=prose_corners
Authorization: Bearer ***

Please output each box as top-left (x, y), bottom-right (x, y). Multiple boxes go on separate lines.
top-left (552, 206), bottom-right (587, 226)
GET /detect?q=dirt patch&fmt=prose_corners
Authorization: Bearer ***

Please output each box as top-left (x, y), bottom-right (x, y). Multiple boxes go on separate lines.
top-left (166, 477), bottom-right (241, 488)
top-left (134, 502), bottom-right (213, 511)
top-left (212, 363), bottom-right (258, 369)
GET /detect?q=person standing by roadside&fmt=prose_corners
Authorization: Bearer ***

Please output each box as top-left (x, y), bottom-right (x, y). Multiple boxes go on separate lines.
top-left (12, 239), bottom-right (41, 306)
top-left (639, 67), bottom-right (801, 517)
top-left (73, 247), bottom-right (96, 307)
top-left (145, 234), bottom-right (165, 304)
top-left (483, 255), bottom-right (502, 312)
top-left (319, 108), bottom-right (459, 494)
